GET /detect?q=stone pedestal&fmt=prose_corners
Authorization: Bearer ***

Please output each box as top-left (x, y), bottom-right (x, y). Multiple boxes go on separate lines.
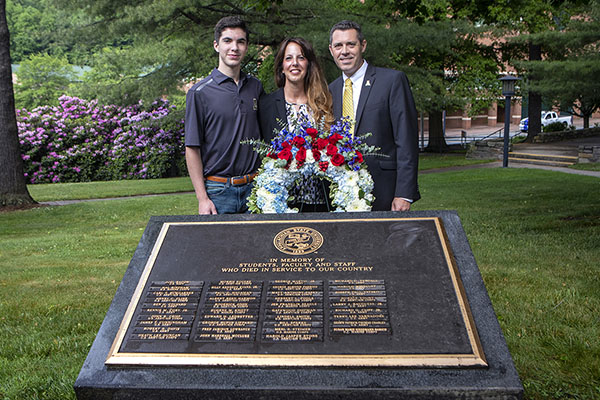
top-left (74, 211), bottom-right (523, 400)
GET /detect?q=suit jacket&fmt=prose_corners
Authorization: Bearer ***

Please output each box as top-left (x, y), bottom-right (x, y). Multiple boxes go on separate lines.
top-left (259, 88), bottom-right (287, 143)
top-left (329, 64), bottom-right (420, 211)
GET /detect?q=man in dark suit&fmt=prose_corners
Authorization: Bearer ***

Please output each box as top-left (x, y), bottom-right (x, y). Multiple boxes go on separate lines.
top-left (328, 20), bottom-right (420, 211)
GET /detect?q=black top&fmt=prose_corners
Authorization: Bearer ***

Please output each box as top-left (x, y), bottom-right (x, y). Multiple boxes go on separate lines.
top-left (259, 88), bottom-right (326, 205)
top-left (185, 68), bottom-right (264, 177)
top-left (258, 88), bottom-right (287, 144)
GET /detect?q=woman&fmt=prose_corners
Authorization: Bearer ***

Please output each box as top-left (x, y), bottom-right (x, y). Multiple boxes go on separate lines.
top-left (259, 37), bottom-right (334, 212)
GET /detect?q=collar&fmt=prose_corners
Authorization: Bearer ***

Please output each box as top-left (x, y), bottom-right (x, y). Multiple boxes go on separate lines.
top-left (342, 60), bottom-right (368, 85)
top-left (211, 68), bottom-right (247, 85)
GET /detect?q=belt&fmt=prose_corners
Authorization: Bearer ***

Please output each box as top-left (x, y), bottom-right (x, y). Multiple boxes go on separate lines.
top-left (205, 173), bottom-right (257, 185)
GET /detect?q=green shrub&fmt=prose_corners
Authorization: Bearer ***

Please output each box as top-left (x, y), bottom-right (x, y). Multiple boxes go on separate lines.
top-left (543, 121), bottom-right (568, 132)
top-left (18, 96), bottom-right (185, 184)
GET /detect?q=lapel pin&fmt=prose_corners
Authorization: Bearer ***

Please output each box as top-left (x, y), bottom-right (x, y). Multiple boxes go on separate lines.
top-left (365, 80), bottom-right (371, 87)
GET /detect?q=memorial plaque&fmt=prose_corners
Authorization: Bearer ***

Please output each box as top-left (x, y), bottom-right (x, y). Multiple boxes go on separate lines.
top-left (106, 215), bottom-right (485, 367)
top-left (75, 212), bottom-right (523, 400)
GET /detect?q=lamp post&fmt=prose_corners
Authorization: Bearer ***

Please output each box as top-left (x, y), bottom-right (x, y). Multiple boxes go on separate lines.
top-left (499, 75), bottom-right (519, 168)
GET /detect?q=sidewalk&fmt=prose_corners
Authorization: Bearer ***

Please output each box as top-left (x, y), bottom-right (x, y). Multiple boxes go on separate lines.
top-left (444, 123), bottom-right (517, 140)
top-left (417, 123), bottom-right (520, 148)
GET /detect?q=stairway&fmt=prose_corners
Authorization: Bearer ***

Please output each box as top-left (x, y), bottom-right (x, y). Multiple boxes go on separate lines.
top-left (508, 141), bottom-right (580, 167)
top-left (508, 151), bottom-right (578, 167)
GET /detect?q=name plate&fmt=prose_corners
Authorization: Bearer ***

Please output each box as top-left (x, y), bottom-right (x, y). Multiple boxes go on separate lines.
top-left (106, 217), bottom-right (486, 368)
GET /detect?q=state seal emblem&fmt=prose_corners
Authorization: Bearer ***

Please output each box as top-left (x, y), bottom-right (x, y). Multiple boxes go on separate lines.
top-left (273, 227), bottom-right (324, 255)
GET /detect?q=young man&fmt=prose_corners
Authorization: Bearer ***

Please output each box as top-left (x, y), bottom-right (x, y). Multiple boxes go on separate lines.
top-left (185, 16), bottom-right (263, 214)
top-left (328, 20), bottom-right (420, 212)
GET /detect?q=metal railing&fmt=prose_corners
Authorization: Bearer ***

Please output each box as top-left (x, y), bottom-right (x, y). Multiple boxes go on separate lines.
top-left (418, 127), bottom-right (524, 149)
top-left (472, 127), bottom-right (504, 142)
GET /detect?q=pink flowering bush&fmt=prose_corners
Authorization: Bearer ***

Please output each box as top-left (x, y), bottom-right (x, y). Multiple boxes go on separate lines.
top-left (17, 96), bottom-right (185, 184)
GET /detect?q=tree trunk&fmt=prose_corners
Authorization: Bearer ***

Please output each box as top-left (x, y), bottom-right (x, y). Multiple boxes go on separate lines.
top-left (526, 43), bottom-right (542, 142)
top-left (425, 111), bottom-right (448, 152)
top-left (583, 115), bottom-right (590, 129)
top-left (526, 43), bottom-right (542, 143)
top-left (0, 0), bottom-right (35, 207)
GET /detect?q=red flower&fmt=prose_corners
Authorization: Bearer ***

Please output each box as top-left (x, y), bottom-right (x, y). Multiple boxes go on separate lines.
top-left (331, 153), bottom-right (345, 166)
top-left (312, 149), bottom-right (321, 161)
top-left (354, 151), bottom-right (363, 163)
top-left (295, 147), bottom-right (306, 164)
top-left (278, 148), bottom-right (292, 161)
top-left (319, 161), bottom-right (329, 172)
top-left (267, 151), bottom-right (277, 159)
top-left (281, 141), bottom-right (292, 149)
top-left (292, 136), bottom-right (306, 147)
top-left (306, 128), bottom-right (318, 138)
top-left (315, 138), bottom-right (328, 150)
top-left (328, 133), bottom-right (343, 144)
top-left (326, 143), bottom-right (338, 156)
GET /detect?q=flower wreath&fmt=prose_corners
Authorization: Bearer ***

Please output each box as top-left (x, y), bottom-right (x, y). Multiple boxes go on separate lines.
top-left (245, 117), bottom-right (380, 213)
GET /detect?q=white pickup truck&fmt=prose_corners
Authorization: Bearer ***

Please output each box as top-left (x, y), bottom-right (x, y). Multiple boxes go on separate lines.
top-left (519, 111), bottom-right (573, 132)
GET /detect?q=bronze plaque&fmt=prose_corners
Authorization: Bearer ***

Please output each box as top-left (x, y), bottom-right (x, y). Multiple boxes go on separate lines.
top-left (106, 217), bottom-right (486, 368)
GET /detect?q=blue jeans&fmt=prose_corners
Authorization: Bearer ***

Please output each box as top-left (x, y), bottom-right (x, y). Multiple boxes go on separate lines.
top-left (205, 181), bottom-right (253, 214)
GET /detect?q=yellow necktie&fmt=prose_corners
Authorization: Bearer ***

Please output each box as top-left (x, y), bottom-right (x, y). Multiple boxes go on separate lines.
top-left (343, 78), bottom-right (354, 136)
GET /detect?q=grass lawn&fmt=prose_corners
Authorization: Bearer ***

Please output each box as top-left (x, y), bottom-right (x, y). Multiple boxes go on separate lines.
top-left (26, 154), bottom-right (494, 202)
top-left (418, 152), bottom-right (496, 170)
top-left (570, 162), bottom-right (600, 172)
top-left (27, 176), bottom-right (194, 202)
top-left (413, 168), bottom-right (600, 399)
top-left (2, 165), bottom-right (599, 399)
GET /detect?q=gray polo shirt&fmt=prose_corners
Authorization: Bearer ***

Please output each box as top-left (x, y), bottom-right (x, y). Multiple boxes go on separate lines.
top-left (185, 68), bottom-right (263, 178)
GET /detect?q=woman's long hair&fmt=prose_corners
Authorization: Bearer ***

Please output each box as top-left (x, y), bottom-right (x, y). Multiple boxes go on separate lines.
top-left (274, 37), bottom-right (334, 129)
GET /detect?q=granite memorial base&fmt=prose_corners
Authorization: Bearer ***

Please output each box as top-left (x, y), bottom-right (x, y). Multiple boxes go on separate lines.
top-left (74, 211), bottom-right (523, 399)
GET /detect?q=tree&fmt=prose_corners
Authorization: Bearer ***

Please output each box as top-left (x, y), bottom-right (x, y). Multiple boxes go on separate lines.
top-left (14, 53), bottom-right (75, 109)
top-left (435, 0), bottom-right (580, 141)
top-left (493, 0), bottom-right (591, 141)
top-left (55, 0), bottom-right (349, 105)
top-left (364, 3), bottom-right (501, 152)
top-left (0, 0), bottom-right (34, 207)
top-left (6, 0), bottom-right (89, 64)
top-left (55, 0), bottom-right (506, 155)
top-left (6, 0), bottom-right (47, 62)
top-left (522, 1), bottom-right (600, 128)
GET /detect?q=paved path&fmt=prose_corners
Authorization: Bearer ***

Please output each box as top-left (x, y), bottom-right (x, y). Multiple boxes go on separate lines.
top-left (443, 117), bottom-right (600, 141)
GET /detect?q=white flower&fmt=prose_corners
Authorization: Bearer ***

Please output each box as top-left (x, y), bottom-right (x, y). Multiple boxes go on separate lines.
top-left (353, 199), bottom-right (370, 211)
top-left (346, 170), bottom-right (359, 185)
top-left (256, 187), bottom-right (275, 202)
